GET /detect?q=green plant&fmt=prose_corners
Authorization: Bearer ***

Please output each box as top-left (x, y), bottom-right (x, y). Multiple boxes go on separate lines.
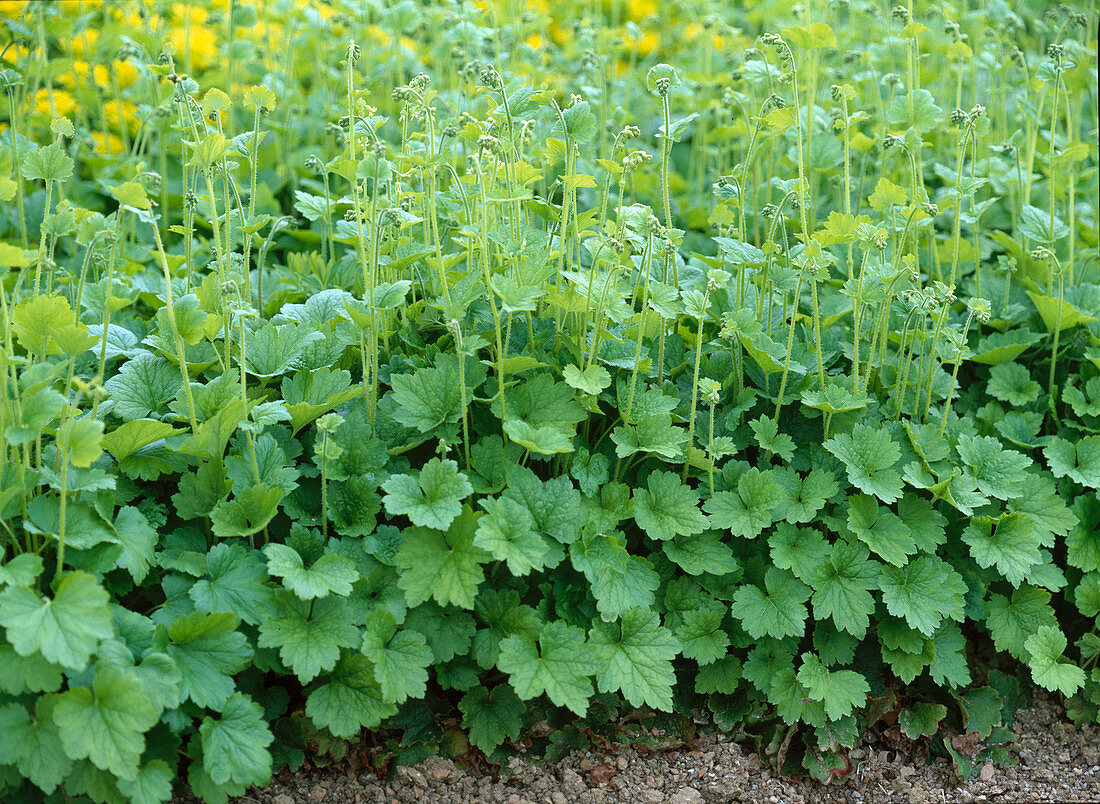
top-left (0, 1), bottom-right (1097, 801)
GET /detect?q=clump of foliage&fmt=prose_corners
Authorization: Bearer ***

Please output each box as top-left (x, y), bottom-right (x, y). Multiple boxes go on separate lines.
top-left (0, 0), bottom-right (1097, 800)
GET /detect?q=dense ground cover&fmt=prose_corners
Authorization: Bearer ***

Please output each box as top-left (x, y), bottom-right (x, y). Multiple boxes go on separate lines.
top-left (0, 0), bottom-right (1097, 801)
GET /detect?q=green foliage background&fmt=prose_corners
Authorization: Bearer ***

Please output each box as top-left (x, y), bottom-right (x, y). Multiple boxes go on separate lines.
top-left (0, 0), bottom-right (1097, 800)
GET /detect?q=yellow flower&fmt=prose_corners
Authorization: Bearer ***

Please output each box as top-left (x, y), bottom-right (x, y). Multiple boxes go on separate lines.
top-left (171, 3), bottom-right (209, 25)
top-left (2, 42), bottom-right (30, 64)
top-left (91, 131), bottom-right (125, 155)
top-left (621, 26), bottom-right (659, 56)
top-left (70, 28), bottom-right (98, 58)
top-left (91, 60), bottom-right (138, 90)
top-left (33, 88), bottom-right (78, 118)
top-left (103, 99), bottom-right (141, 136)
top-left (624, 0), bottom-right (657, 21)
top-left (167, 24), bottom-right (219, 71)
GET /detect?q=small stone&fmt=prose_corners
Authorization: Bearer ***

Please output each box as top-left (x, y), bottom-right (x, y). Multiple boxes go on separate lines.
top-left (640, 791), bottom-right (666, 804)
top-left (617, 756), bottom-right (630, 770)
top-left (579, 758), bottom-right (595, 771)
top-left (980, 763), bottom-right (995, 782)
top-left (507, 795), bottom-right (521, 804)
top-left (562, 768), bottom-right (586, 794)
top-left (551, 794), bottom-right (568, 804)
top-left (310, 788), bottom-right (327, 802)
top-left (900, 766), bottom-right (916, 778)
top-left (274, 795), bottom-right (295, 804)
top-left (646, 775), bottom-right (660, 788)
top-left (669, 787), bottom-right (704, 804)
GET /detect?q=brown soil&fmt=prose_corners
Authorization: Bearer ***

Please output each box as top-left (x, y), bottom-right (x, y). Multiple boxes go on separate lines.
top-left (181, 693), bottom-right (1100, 804)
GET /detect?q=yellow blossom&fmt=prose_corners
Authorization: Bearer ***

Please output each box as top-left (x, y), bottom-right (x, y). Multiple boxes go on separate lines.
top-left (171, 3), bottom-right (209, 25)
top-left (167, 25), bottom-right (219, 71)
top-left (71, 29), bottom-right (98, 58)
top-left (33, 88), bottom-right (78, 118)
top-left (103, 99), bottom-right (141, 136)
top-left (91, 131), bottom-right (125, 155)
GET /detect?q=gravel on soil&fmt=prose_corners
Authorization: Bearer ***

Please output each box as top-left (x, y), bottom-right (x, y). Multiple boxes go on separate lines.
top-left (180, 693), bottom-right (1100, 804)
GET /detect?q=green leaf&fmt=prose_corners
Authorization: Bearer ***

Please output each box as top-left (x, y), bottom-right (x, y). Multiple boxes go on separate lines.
top-left (962, 513), bottom-right (1041, 585)
top-left (673, 606), bottom-right (729, 664)
top-left (796, 653), bottom-right (870, 720)
top-left (503, 374), bottom-right (585, 454)
top-left (610, 414), bottom-right (688, 461)
top-left (633, 470), bottom-right (708, 540)
top-left (110, 181), bottom-right (152, 210)
top-left (60, 417), bottom-right (104, 468)
top-left (986, 585), bottom-right (1058, 660)
top-left (970, 329), bottom-right (1043, 365)
top-left (957, 685), bottom-right (1003, 739)
top-left (258, 592), bottom-right (360, 683)
top-left (498, 621), bottom-right (595, 715)
top-left (845, 494), bottom-right (915, 567)
top-left (1024, 626), bottom-right (1085, 696)
top-left (589, 608), bottom-right (680, 710)
top-left (388, 355), bottom-right (470, 433)
top-left (956, 435), bottom-right (1032, 500)
top-left (474, 496), bottom-right (552, 575)
top-left (0, 570), bottom-right (113, 671)
top-left (0, 553), bottom-right (43, 588)
top-left (165, 611), bottom-right (253, 710)
top-left (1019, 204), bottom-right (1069, 243)
top-left (305, 652), bottom-right (397, 738)
top-left (987, 362), bottom-right (1041, 405)
top-left (103, 419), bottom-right (178, 462)
top-left (695, 654), bottom-right (742, 694)
top-left (563, 363), bottom-right (611, 395)
top-left (1027, 289), bottom-right (1097, 331)
top-left (772, 468), bottom-right (839, 525)
top-left (472, 589), bottom-right (542, 668)
top-left (825, 424), bottom-right (903, 503)
top-left (878, 555), bottom-right (965, 636)
top-left (503, 464), bottom-right (584, 546)
top-left (769, 522), bottom-right (831, 582)
top-left (199, 693), bottom-right (274, 788)
top-left (53, 666), bottom-right (159, 781)
top-left (360, 610), bottom-right (432, 704)
top-left (210, 484), bottom-right (284, 538)
top-left (282, 368), bottom-right (361, 432)
top-left (244, 320), bottom-right (323, 377)
top-left (570, 532), bottom-right (660, 621)
top-left (395, 508), bottom-right (489, 609)
top-left (730, 567), bottom-right (811, 639)
top-left (662, 530), bottom-right (738, 576)
top-left (704, 467), bottom-right (781, 538)
top-left (190, 543), bottom-right (274, 625)
top-left (102, 352), bottom-right (182, 421)
top-left (555, 100), bottom-right (598, 143)
top-left (886, 88), bottom-right (942, 131)
top-left (899, 703), bottom-right (948, 739)
top-left (0, 643), bottom-right (62, 694)
top-left (459, 685), bottom-right (525, 753)
top-left (113, 506), bottom-right (157, 584)
top-left (382, 458), bottom-right (473, 531)
top-left (116, 760), bottom-right (174, 804)
top-left (23, 141), bottom-right (74, 182)
top-left (805, 539), bottom-right (879, 638)
top-left (1044, 436), bottom-right (1100, 489)
top-left (264, 543), bottom-right (358, 600)
top-left (0, 698), bottom-right (72, 793)
top-left (748, 416), bottom-right (795, 461)
top-left (646, 62), bottom-right (681, 92)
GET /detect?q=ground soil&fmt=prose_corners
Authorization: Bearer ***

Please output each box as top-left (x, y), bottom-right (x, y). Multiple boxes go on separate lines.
top-left (182, 692), bottom-right (1100, 804)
